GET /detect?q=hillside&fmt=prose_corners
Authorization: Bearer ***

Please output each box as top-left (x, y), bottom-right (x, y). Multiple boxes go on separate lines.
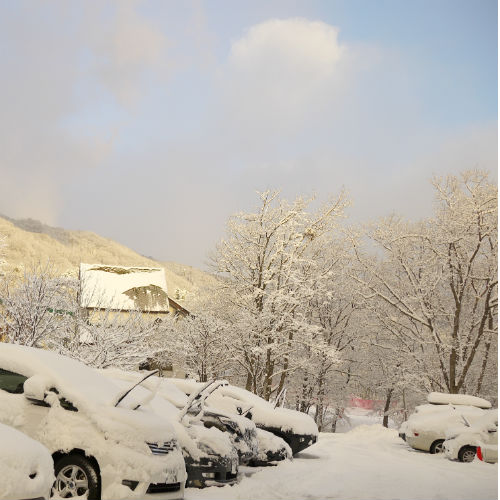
top-left (0, 215), bottom-right (217, 310)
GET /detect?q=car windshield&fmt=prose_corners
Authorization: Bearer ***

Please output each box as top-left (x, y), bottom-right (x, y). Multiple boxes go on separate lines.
top-left (114, 370), bottom-right (159, 409)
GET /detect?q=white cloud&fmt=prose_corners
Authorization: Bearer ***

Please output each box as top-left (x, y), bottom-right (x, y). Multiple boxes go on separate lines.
top-left (221, 18), bottom-right (347, 137)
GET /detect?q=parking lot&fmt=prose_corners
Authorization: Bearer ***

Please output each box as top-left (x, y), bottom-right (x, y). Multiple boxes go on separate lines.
top-left (186, 425), bottom-right (498, 500)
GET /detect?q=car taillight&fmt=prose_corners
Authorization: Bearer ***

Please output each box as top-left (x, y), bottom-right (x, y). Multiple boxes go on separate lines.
top-left (477, 446), bottom-right (483, 461)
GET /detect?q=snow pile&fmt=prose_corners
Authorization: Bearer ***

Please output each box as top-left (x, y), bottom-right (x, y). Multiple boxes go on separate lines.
top-left (0, 423), bottom-right (54, 500)
top-left (427, 392), bottom-right (492, 409)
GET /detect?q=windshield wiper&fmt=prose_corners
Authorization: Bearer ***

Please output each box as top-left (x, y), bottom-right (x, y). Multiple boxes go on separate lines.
top-left (178, 380), bottom-right (226, 422)
top-left (114, 370), bottom-right (159, 408)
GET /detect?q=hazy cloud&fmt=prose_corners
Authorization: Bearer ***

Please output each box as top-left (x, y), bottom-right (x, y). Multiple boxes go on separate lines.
top-left (86, 0), bottom-right (170, 107)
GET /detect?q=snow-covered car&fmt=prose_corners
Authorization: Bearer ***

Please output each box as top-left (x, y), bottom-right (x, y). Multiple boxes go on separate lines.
top-left (444, 410), bottom-right (498, 463)
top-left (0, 422), bottom-right (54, 500)
top-left (404, 392), bottom-right (491, 454)
top-left (0, 344), bottom-right (186, 500)
top-left (101, 368), bottom-right (239, 488)
top-left (170, 379), bottom-right (319, 455)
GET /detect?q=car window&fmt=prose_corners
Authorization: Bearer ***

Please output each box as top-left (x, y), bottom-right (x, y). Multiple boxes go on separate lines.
top-left (0, 368), bottom-right (28, 394)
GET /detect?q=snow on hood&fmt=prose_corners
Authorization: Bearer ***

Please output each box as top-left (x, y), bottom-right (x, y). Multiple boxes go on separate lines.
top-left (255, 428), bottom-right (292, 462)
top-left (427, 392), bottom-right (492, 409)
top-left (0, 344), bottom-right (176, 446)
top-left (170, 378), bottom-right (319, 437)
top-left (0, 423), bottom-right (54, 500)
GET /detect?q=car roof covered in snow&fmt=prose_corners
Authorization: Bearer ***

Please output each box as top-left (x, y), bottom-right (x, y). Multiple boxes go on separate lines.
top-left (79, 263), bottom-right (170, 312)
top-left (0, 343), bottom-right (124, 407)
top-left (0, 344), bottom-right (179, 444)
top-left (427, 392), bottom-right (492, 409)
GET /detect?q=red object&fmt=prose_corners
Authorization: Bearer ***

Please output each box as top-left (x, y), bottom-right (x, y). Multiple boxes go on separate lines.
top-left (477, 446), bottom-right (483, 461)
top-left (414, 432), bottom-right (419, 436)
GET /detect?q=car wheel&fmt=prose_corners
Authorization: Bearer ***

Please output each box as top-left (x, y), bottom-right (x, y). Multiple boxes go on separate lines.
top-left (430, 440), bottom-right (445, 454)
top-left (458, 445), bottom-right (476, 463)
top-left (52, 454), bottom-right (100, 499)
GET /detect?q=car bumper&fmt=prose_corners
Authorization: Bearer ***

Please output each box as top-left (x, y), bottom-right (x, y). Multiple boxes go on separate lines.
top-left (185, 455), bottom-right (238, 488)
top-left (260, 427), bottom-right (317, 455)
top-left (116, 481), bottom-right (184, 500)
top-left (101, 448), bottom-right (187, 500)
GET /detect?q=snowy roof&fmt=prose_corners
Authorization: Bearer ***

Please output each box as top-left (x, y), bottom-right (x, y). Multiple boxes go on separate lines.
top-left (79, 263), bottom-right (170, 312)
top-left (427, 392), bottom-right (492, 409)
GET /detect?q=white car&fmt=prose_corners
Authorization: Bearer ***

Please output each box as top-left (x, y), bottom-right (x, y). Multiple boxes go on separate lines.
top-left (170, 379), bottom-right (319, 455)
top-left (0, 422), bottom-right (54, 500)
top-left (0, 344), bottom-right (186, 500)
top-left (404, 392), bottom-right (491, 454)
top-left (444, 410), bottom-right (498, 463)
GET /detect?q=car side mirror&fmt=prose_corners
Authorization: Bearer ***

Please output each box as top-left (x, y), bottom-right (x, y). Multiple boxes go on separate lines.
top-left (24, 375), bottom-right (49, 401)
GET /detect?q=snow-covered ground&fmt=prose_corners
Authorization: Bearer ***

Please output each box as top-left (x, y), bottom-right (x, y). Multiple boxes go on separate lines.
top-left (185, 424), bottom-right (498, 500)
top-left (335, 407), bottom-right (397, 432)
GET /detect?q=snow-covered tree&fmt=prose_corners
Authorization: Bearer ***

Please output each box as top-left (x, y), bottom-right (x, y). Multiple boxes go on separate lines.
top-left (0, 262), bottom-right (75, 347)
top-left (290, 240), bottom-right (362, 430)
top-left (158, 313), bottom-right (234, 381)
top-left (210, 189), bottom-right (349, 400)
top-left (351, 170), bottom-right (497, 396)
top-left (49, 307), bottom-right (163, 370)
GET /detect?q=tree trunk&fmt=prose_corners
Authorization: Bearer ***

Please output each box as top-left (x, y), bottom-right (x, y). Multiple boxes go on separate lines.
top-left (382, 388), bottom-right (393, 428)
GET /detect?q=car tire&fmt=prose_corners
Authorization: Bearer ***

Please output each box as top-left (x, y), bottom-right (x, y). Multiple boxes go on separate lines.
top-left (430, 439), bottom-right (445, 454)
top-left (53, 454), bottom-right (100, 499)
top-left (458, 445), bottom-right (476, 463)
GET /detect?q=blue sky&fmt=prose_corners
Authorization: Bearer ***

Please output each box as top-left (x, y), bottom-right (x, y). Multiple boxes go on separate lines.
top-left (0, 0), bottom-right (497, 267)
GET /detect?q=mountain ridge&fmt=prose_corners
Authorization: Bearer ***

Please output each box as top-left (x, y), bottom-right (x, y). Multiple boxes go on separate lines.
top-left (0, 215), bottom-right (216, 308)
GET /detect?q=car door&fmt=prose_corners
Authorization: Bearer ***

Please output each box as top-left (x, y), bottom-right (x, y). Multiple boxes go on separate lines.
top-left (0, 368), bottom-right (48, 440)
